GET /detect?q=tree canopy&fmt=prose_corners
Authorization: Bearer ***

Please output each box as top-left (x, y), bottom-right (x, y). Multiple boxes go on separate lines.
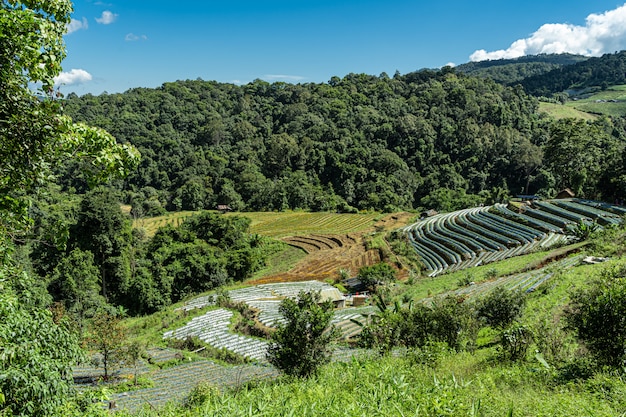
top-left (0, 1), bottom-right (139, 414)
top-left (63, 65), bottom-right (626, 213)
top-left (0, 0), bottom-right (140, 236)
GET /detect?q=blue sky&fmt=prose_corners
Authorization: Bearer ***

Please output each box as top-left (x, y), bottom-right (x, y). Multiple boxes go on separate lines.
top-left (58, 1), bottom-right (626, 95)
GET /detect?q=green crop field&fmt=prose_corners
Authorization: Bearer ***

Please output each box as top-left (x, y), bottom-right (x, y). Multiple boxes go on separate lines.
top-left (538, 102), bottom-right (597, 120)
top-left (134, 210), bottom-right (387, 238)
top-left (134, 211), bottom-right (196, 236)
top-left (538, 85), bottom-right (626, 119)
top-left (566, 84), bottom-right (626, 117)
top-left (233, 211), bottom-right (385, 237)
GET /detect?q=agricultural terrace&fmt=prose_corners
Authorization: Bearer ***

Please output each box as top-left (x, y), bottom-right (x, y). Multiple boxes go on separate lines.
top-left (75, 348), bottom-right (279, 410)
top-left (226, 211), bottom-right (389, 238)
top-left (102, 281), bottom-right (375, 410)
top-left (404, 199), bottom-right (624, 276)
top-left (172, 281), bottom-right (375, 345)
top-left (99, 250), bottom-right (586, 411)
top-left (251, 232), bottom-right (397, 284)
top-left (134, 210), bottom-right (395, 238)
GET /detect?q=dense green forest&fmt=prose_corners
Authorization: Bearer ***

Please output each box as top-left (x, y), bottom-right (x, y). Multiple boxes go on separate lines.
top-left (455, 53), bottom-right (588, 85)
top-left (520, 51), bottom-right (626, 96)
top-left (62, 65), bottom-right (626, 215)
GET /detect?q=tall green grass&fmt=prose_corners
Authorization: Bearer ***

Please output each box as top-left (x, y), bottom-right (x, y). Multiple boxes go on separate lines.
top-left (117, 349), bottom-right (626, 416)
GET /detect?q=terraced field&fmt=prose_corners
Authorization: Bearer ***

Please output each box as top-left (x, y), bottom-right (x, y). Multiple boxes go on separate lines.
top-left (134, 210), bottom-right (414, 284)
top-left (176, 280), bottom-right (375, 339)
top-left (404, 199), bottom-right (623, 276)
top-left (240, 212), bottom-right (386, 238)
top-left (247, 213), bottom-right (415, 285)
top-left (134, 210), bottom-right (401, 238)
top-left (251, 232), bottom-right (387, 284)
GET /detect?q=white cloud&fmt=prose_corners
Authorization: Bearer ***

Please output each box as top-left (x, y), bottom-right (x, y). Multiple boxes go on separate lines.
top-left (263, 74), bottom-right (306, 82)
top-left (125, 33), bottom-right (148, 41)
top-left (54, 69), bottom-right (93, 86)
top-left (470, 3), bottom-right (626, 61)
top-left (95, 10), bottom-right (118, 25)
top-left (66, 17), bottom-right (88, 34)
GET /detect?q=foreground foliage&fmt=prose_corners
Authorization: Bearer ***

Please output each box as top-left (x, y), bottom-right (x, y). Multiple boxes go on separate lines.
top-left (267, 291), bottom-right (338, 378)
top-left (0, 260), bottom-right (83, 417)
top-left (0, 1), bottom-right (139, 414)
top-left (113, 352), bottom-right (626, 417)
top-left (566, 264), bottom-right (626, 367)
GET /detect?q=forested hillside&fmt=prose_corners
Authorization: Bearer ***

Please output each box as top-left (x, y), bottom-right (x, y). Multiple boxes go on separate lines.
top-left (62, 68), bottom-right (626, 214)
top-left (520, 51), bottom-right (626, 96)
top-left (456, 53), bottom-right (588, 85)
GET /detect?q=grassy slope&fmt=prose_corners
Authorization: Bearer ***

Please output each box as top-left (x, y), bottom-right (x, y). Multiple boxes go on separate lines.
top-left (538, 102), bottom-right (597, 120)
top-left (147, 352), bottom-right (624, 417)
top-left (538, 84), bottom-right (626, 119)
top-left (399, 242), bottom-right (586, 301)
top-left (539, 84), bottom-right (626, 119)
top-left (567, 84), bottom-right (626, 117)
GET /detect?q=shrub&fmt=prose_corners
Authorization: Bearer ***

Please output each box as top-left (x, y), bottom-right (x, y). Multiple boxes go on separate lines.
top-left (485, 267), bottom-right (499, 280)
top-left (267, 291), bottom-right (338, 377)
top-left (360, 295), bottom-right (475, 353)
top-left (457, 272), bottom-right (473, 287)
top-left (358, 262), bottom-right (397, 292)
top-left (476, 286), bottom-right (526, 329)
top-left (565, 219), bottom-right (600, 241)
top-left (565, 265), bottom-right (626, 367)
top-left (358, 297), bottom-right (404, 355)
top-left (428, 296), bottom-right (473, 350)
top-left (184, 381), bottom-right (220, 408)
top-left (500, 324), bottom-right (533, 361)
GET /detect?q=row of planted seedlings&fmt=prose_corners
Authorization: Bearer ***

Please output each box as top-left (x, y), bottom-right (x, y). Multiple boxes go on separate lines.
top-left (575, 198), bottom-right (626, 216)
top-left (163, 308), bottom-right (270, 362)
top-left (112, 357), bottom-right (279, 411)
top-left (423, 254), bottom-right (584, 306)
top-left (404, 200), bottom-right (604, 276)
top-left (533, 200), bottom-right (594, 224)
top-left (405, 207), bottom-right (530, 276)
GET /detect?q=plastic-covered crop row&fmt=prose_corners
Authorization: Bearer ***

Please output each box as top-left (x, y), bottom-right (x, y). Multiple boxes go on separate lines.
top-left (404, 200), bottom-right (618, 276)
